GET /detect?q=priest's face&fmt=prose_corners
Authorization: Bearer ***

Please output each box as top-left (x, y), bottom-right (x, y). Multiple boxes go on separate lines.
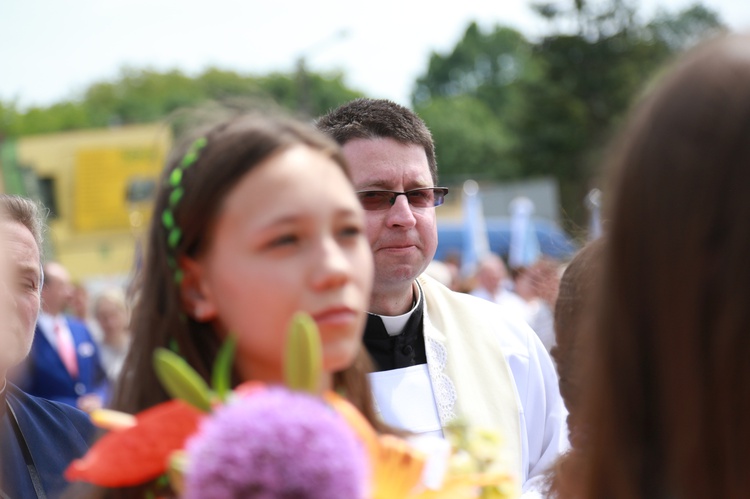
top-left (0, 220), bottom-right (41, 374)
top-left (185, 145), bottom-right (373, 385)
top-left (341, 138), bottom-right (439, 300)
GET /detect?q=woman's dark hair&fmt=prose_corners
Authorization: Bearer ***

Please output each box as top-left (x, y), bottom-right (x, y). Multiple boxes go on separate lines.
top-left (552, 238), bottom-right (604, 446)
top-left (97, 113), bottom-right (383, 497)
top-left (546, 238), bottom-right (604, 497)
top-left (568, 34), bottom-right (750, 499)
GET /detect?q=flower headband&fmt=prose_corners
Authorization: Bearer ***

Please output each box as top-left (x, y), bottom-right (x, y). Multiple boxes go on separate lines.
top-left (162, 137), bottom-right (208, 284)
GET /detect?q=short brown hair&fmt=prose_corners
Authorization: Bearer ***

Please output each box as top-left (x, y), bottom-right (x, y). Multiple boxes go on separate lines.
top-left (0, 194), bottom-right (45, 261)
top-left (316, 98), bottom-right (438, 184)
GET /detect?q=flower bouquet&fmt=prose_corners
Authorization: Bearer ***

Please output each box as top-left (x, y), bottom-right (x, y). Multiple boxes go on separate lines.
top-left (65, 313), bottom-right (519, 498)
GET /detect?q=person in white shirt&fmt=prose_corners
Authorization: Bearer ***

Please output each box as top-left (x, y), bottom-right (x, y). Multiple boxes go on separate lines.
top-left (471, 253), bottom-right (530, 317)
top-left (318, 98), bottom-right (569, 497)
top-left (92, 288), bottom-right (131, 383)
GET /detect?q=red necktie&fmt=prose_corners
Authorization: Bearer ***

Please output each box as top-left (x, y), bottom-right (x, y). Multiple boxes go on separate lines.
top-left (54, 319), bottom-right (79, 378)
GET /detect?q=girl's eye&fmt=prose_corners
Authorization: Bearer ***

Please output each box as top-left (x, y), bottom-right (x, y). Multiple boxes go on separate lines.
top-left (339, 225), bottom-right (362, 238)
top-left (268, 234), bottom-right (299, 248)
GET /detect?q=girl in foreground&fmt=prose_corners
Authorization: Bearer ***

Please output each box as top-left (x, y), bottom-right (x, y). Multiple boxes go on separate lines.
top-left (103, 113), bottom-right (377, 497)
top-left (562, 34), bottom-right (750, 499)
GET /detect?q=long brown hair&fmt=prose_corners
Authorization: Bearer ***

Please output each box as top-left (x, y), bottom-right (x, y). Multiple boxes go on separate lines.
top-left (552, 238), bottom-right (604, 447)
top-left (98, 113), bottom-right (383, 497)
top-left (570, 35), bottom-right (750, 499)
top-left (546, 239), bottom-right (604, 497)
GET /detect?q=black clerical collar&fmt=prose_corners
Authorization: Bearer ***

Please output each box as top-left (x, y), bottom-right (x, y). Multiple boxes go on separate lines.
top-left (363, 282), bottom-right (427, 372)
top-left (368, 281), bottom-right (423, 334)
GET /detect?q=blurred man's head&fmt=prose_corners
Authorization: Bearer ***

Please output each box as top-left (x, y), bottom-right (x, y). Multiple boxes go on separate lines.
top-left (93, 288), bottom-right (129, 343)
top-left (71, 283), bottom-right (89, 320)
top-left (0, 195), bottom-right (44, 374)
top-left (475, 253), bottom-right (507, 293)
top-left (514, 258), bottom-right (562, 304)
top-left (41, 262), bottom-right (73, 316)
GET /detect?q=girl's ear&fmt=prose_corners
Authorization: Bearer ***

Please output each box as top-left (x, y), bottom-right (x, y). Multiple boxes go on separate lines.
top-left (179, 257), bottom-right (218, 322)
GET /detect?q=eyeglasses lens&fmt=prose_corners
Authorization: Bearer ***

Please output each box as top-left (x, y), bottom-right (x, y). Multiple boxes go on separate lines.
top-left (357, 188), bottom-right (447, 211)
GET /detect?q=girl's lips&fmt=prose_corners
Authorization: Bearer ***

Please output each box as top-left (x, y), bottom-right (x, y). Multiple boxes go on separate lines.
top-left (312, 307), bottom-right (358, 326)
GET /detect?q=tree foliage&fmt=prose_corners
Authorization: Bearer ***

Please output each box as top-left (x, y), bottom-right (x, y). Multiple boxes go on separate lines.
top-left (413, 1), bottom-right (725, 224)
top-left (0, 67), bottom-right (363, 138)
top-left (1, 1), bottom-right (727, 226)
top-left (418, 95), bottom-right (519, 183)
top-left (414, 22), bottom-right (534, 116)
top-left (414, 23), bottom-right (535, 183)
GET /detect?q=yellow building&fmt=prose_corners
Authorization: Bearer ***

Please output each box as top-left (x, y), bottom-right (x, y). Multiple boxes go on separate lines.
top-left (1, 124), bottom-right (171, 281)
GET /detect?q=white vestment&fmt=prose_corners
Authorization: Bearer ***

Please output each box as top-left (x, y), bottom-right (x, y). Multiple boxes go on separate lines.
top-left (371, 274), bottom-right (569, 498)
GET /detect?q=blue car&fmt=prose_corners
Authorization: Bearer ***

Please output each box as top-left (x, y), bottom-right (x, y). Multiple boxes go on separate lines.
top-left (435, 217), bottom-right (578, 262)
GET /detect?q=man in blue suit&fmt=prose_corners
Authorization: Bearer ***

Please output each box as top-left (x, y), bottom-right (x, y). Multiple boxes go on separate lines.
top-left (21, 262), bottom-right (108, 410)
top-left (0, 195), bottom-right (94, 498)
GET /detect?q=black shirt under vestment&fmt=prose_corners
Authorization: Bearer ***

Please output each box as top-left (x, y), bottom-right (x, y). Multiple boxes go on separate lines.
top-left (363, 296), bottom-right (427, 372)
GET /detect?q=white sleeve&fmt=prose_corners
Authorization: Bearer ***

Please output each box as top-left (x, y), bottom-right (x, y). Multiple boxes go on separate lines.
top-left (500, 316), bottom-right (569, 497)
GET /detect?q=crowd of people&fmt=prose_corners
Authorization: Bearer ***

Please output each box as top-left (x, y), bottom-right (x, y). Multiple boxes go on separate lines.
top-left (0, 32), bottom-right (748, 498)
top-left (452, 253), bottom-right (562, 353)
top-left (10, 259), bottom-right (132, 413)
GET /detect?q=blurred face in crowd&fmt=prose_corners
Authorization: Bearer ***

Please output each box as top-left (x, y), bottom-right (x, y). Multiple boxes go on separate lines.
top-left (184, 145), bottom-right (373, 385)
top-left (0, 220), bottom-right (41, 374)
top-left (94, 296), bottom-right (129, 342)
top-left (477, 255), bottom-right (506, 293)
top-left (71, 284), bottom-right (89, 319)
top-left (41, 262), bottom-right (74, 316)
top-left (341, 137), bottom-right (438, 311)
top-left (515, 260), bottom-right (562, 305)
top-left (531, 259), bottom-right (562, 306)
top-left (514, 268), bottom-right (536, 302)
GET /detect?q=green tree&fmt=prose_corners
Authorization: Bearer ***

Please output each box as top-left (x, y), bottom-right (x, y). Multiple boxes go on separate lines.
top-left (412, 1), bottom-right (724, 225)
top-left (514, 31), bottom-right (668, 222)
top-left (417, 95), bottom-right (519, 183)
top-left (515, 1), bottom-right (724, 223)
top-left (648, 4), bottom-right (724, 51)
top-left (0, 67), bottom-right (363, 137)
top-left (0, 101), bottom-right (21, 138)
top-left (260, 70), bottom-right (362, 119)
top-left (413, 23), bottom-right (534, 181)
top-left (414, 22), bottom-right (534, 117)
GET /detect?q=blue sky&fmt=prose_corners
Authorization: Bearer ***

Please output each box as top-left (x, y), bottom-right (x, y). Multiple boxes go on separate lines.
top-left (2, 0), bottom-right (749, 109)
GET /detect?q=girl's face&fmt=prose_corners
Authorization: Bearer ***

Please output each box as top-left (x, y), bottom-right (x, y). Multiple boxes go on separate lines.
top-left (187, 145), bottom-right (373, 385)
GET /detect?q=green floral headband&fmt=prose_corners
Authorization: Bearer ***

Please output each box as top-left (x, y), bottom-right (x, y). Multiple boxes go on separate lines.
top-left (162, 137), bottom-right (207, 284)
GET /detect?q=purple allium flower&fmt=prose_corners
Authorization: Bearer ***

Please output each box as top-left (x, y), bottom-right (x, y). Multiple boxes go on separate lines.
top-left (183, 387), bottom-right (368, 499)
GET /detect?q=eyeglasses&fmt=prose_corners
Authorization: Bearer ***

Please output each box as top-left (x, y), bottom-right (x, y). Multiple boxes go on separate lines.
top-left (356, 187), bottom-right (449, 211)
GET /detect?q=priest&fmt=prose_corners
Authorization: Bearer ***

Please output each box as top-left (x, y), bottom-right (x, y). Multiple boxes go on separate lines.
top-left (318, 99), bottom-right (569, 497)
